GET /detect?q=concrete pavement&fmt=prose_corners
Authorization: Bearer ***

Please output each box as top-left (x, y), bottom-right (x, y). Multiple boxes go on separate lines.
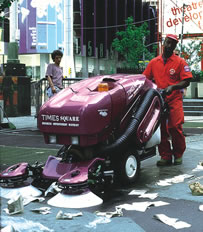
top-left (0, 131), bottom-right (203, 232)
top-left (1, 106), bottom-right (37, 130)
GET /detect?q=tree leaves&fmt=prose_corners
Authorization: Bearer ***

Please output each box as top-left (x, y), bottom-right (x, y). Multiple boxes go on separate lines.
top-left (0, 0), bottom-right (16, 13)
top-left (112, 17), bottom-right (156, 69)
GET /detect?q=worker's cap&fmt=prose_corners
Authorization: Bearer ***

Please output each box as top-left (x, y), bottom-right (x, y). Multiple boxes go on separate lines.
top-left (166, 34), bottom-right (179, 42)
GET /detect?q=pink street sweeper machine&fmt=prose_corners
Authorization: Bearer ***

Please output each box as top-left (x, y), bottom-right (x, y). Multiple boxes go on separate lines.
top-left (0, 74), bottom-right (166, 207)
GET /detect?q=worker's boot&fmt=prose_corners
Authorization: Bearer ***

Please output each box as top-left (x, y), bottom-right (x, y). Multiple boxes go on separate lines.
top-left (156, 159), bottom-right (172, 166)
top-left (174, 157), bottom-right (182, 165)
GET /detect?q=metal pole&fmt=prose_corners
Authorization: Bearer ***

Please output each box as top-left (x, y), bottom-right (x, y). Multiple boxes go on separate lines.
top-left (64, 0), bottom-right (75, 78)
top-left (157, 0), bottom-right (159, 54)
top-left (8, 0), bottom-right (19, 63)
top-left (143, 36), bottom-right (145, 67)
top-left (10, 0), bottom-right (18, 43)
top-left (2, 17), bottom-right (4, 65)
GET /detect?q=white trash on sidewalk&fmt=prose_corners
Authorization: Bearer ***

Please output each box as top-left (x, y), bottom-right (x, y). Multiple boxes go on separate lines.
top-left (154, 214), bottom-right (191, 229)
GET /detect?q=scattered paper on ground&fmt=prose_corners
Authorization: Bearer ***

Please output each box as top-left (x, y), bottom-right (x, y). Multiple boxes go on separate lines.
top-left (152, 201), bottom-right (170, 207)
top-left (4, 194), bottom-right (24, 215)
top-left (117, 201), bottom-right (169, 212)
top-left (1, 216), bottom-right (54, 232)
top-left (23, 196), bottom-right (45, 206)
top-left (128, 189), bottom-right (148, 195)
top-left (44, 182), bottom-right (61, 197)
top-left (156, 174), bottom-right (194, 186)
top-left (156, 180), bottom-right (172, 186)
top-left (85, 217), bottom-right (111, 229)
top-left (56, 210), bottom-right (83, 220)
top-left (0, 185), bottom-right (42, 199)
top-left (199, 205), bottom-right (203, 211)
top-left (138, 193), bottom-right (158, 200)
top-left (128, 189), bottom-right (158, 199)
top-left (154, 214), bottom-right (191, 229)
top-left (192, 161), bottom-right (203, 172)
top-left (117, 202), bottom-right (150, 212)
top-left (31, 207), bottom-right (51, 215)
top-left (1, 225), bottom-right (16, 232)
top-left (189, 182), bottom-right (203, 196)
top-left (95, 207), bottom-right (123, 218)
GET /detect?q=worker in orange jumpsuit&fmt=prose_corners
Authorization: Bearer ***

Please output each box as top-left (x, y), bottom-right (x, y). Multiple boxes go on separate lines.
top-left (143, 34), bottom-right (193, 166)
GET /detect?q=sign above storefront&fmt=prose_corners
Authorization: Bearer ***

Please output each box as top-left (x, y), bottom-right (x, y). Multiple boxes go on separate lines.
top-left (160, 0), bottom-right (203, 36)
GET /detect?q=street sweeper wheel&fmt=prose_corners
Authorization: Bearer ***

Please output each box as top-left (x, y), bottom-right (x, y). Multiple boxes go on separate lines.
top-left (114, 149), bottom-right (140, 185)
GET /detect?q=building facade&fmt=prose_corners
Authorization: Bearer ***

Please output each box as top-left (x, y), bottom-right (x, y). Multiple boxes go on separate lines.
top-left (0, 0), bottom-right (157, 79)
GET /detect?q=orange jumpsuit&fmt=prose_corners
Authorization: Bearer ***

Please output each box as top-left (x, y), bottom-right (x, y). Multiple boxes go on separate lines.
top-left (143, 53), bottom-right (192, 160)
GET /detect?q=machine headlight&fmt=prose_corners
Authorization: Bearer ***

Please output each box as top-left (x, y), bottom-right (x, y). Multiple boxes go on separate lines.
top-left (71, 136), bottom-right (79, 145)
top-left (49, 135), bottom-right (57, 144)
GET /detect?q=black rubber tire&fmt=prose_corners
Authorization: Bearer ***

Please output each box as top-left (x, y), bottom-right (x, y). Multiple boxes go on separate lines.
top-left (114, 149), bottom-right (140, 185)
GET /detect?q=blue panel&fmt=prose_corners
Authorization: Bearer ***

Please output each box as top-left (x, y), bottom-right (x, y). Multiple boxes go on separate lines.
top-left (37, 25), bottom-right (47, 43)
top-left (47, 24), bottom-right (56, 52)
top-left (47, 4), bottom-right (56, 21)
top-left (18, 0), bottom-right (64, 54)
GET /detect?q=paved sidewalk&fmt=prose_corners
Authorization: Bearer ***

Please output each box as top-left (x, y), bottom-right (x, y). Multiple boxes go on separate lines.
top-left (2, 107), bottom-right (37, 130)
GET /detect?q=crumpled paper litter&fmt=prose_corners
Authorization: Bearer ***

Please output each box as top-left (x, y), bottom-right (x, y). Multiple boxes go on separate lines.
top-left (44, 182), bottom-right (61, 197)
top-left (189, 182), bottom-right (203, 196)
top-left (117, 201), bottom-right (169, 212)
top-left (95, 207), bottom-right (123, 218)
top-left (56, 210), bottom-right (83, 220)
top-left (199, 205), bottom-right (203, 211)
top-left (85, 217), bottom-right (111, 229)
top-left (4, 194), bottom-right (24, 215)
top-left (154, 214), bottom-right (191, 229)
top-left (0, 185), bottom-right (42, 199)
top-left (23, 196), bottom-right (45, 206)
top-left (128, 189), bottom-right (148, 195)
top-left (31, 207), bottom-right (51, 215)
top-left (1, 216), bottom-right (54, 232)
top-left (138, 193), bottom-right (158, 200)
top-left (156, 174), bottom-right (194, 186)
top-left (192, 161), bottom-right (203, 172)
top-left (1, 225), bottom-right (16, 232)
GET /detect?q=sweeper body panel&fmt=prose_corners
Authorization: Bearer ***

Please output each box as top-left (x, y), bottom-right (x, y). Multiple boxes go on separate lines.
top-left (38, 74), bottom-right (154, 147)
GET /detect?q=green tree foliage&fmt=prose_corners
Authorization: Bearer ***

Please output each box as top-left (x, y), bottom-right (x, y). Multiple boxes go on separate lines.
top-left (177, 40), bottom-right (203, 81)
top-left (112, 16), bottom-right (156, 69)
top-left (0, 0), bottom-right (15, 14)
top-left (177, 40), bottom-right (203, 69)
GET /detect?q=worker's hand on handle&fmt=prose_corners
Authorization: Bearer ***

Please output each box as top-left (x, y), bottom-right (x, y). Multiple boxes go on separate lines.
top-left (164, 79), bottom-right (191, 96)
top-left (164, 86), bottom-right (174, 95)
